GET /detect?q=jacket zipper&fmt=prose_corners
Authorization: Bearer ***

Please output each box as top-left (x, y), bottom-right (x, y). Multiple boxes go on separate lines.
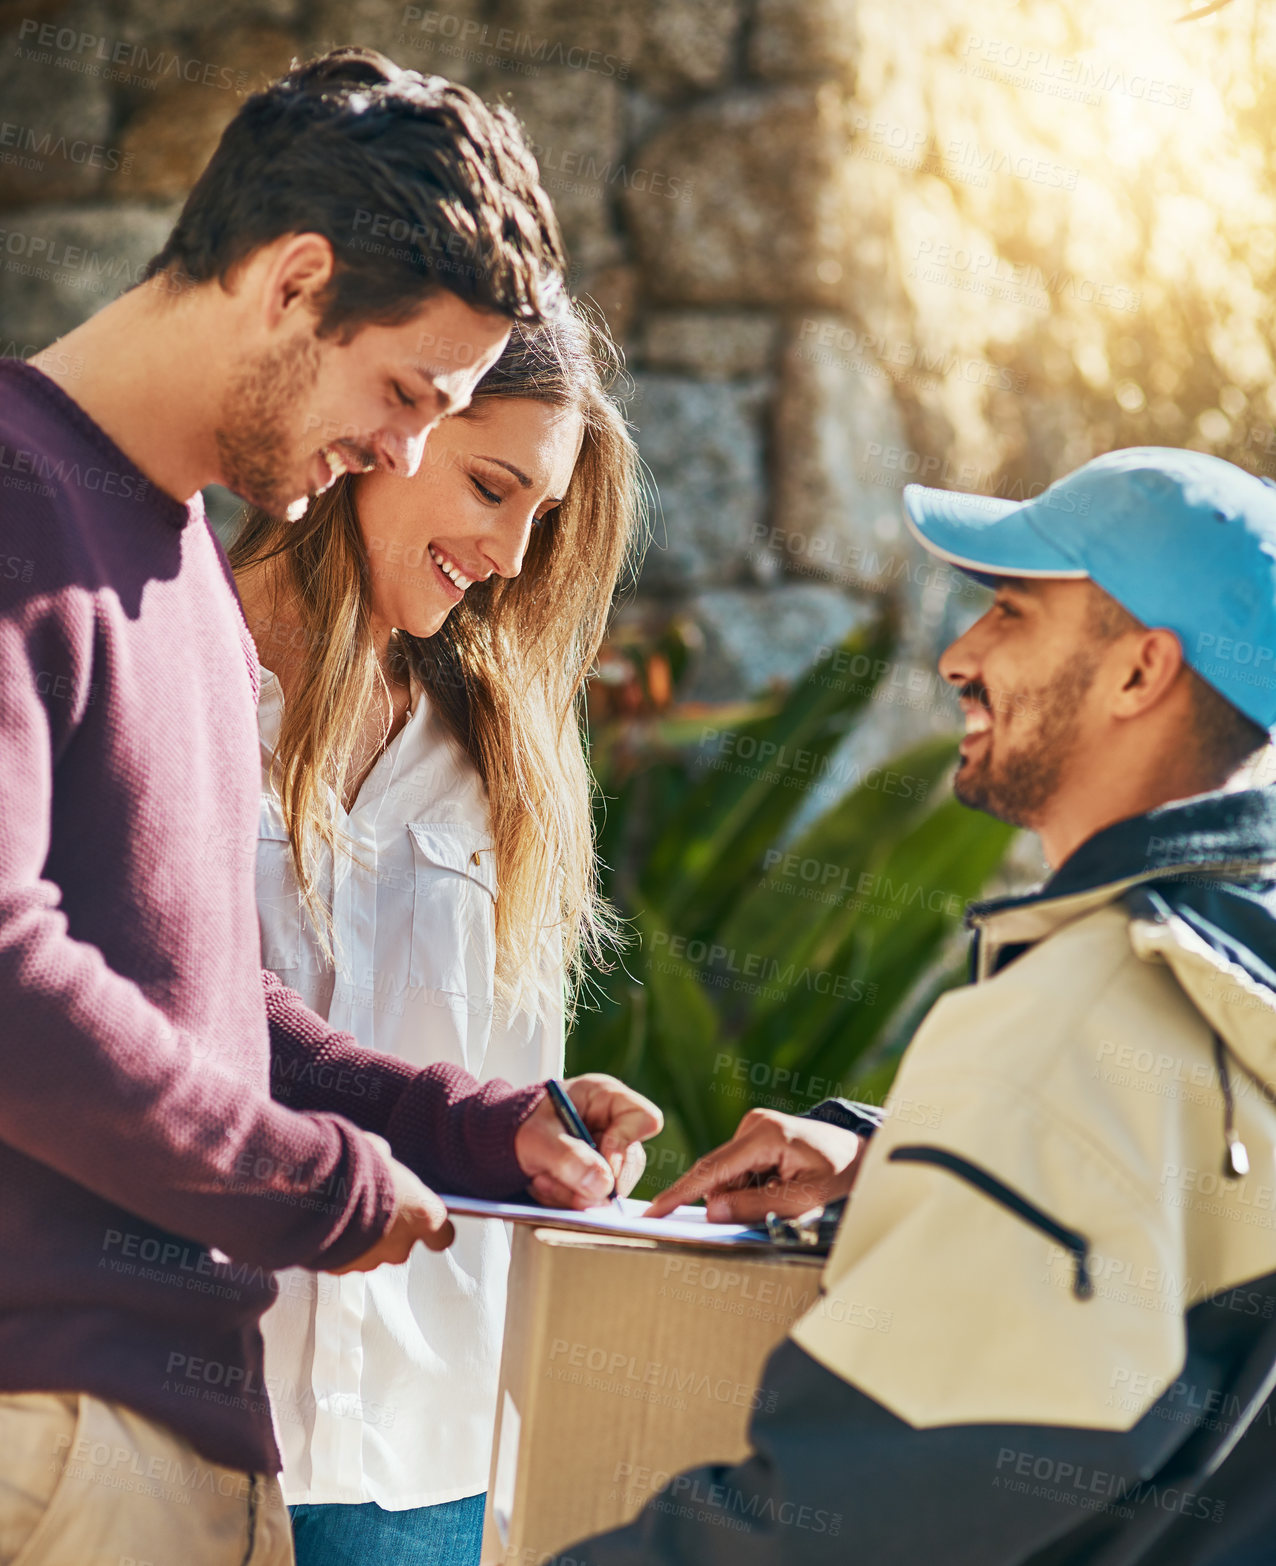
top-left (888, 1145), bottom-right (1095, 1301)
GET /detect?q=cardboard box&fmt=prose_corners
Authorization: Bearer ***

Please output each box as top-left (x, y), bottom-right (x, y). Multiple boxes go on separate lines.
top-left (481, 1225), bottom-right (825, 1565)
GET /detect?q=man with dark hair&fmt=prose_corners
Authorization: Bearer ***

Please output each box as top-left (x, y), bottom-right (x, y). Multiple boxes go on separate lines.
top-left (0, 47), bottom-right (659, 1566)
top-left (131, 47), bottom-right (565, 522)
top-left (575, 448), bottom-right (1276, 1565)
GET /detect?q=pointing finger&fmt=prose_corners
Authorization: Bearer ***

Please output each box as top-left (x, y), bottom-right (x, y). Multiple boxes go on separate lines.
top-left (644, 1134), bottom-right (772, 1218)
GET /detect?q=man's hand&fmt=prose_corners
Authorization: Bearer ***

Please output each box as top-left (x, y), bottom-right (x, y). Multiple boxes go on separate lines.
top-left (645, 1108), bottom-right (863, 1222)
top-left (327, 1134), bottom-right (455, 1273)
top-left (516, 1074), bottom-right (663, 1209)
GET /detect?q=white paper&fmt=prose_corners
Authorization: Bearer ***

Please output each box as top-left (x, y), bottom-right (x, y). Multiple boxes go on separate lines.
top-left (439, 1193), bottom-right (773, 1248)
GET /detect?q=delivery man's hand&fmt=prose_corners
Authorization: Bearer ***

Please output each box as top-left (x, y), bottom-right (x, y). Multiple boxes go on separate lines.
top-left (516, 1074), bottom-right (663, 1209)
top-left (328, 1133), bottom-right (455, 1272)
top-left (645, 1108), bottom-right (863, 1222)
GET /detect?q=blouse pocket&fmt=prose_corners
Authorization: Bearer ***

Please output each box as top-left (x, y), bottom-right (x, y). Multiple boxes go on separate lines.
top-left (256, 796), bottom-right (303, 973)
top-left (406, 822), bottom-right (498, 1011)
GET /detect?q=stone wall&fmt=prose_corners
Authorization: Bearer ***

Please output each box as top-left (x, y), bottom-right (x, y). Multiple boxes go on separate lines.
top-left (0, 1), bottom-right (883, 709)
top-left (4, 0), bottom-right (1276, 780)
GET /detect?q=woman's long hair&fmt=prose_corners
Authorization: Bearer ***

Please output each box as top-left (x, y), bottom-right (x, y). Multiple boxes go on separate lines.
top-left (229, 301), bottom-right (644, 1023)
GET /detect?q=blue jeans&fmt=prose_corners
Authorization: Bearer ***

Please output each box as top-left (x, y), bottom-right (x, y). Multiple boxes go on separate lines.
top-left (289, 1494), bottom-right (485, 1566)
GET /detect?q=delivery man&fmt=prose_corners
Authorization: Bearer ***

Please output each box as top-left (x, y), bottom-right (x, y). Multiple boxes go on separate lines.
top-left (568, 447), bottom-right (1276, 1564)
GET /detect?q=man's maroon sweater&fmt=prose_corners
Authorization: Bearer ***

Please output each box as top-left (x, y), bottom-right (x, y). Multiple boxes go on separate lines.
top-left (0, 360), bottom-right (544, 1473)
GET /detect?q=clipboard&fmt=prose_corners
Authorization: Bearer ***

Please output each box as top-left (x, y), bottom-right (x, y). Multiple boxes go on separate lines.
top-left (438, 1193), bottom-right (841, 1253)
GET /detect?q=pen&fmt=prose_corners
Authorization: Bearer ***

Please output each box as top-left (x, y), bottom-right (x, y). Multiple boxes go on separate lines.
top-left (545, 1079), bottom-right (626, 1213)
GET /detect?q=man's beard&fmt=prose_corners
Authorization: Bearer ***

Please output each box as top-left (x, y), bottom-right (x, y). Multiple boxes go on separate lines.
top-left (214, 336), bottom-right (322, 517)
top-left (954, 653), bottom-right (1100, 827)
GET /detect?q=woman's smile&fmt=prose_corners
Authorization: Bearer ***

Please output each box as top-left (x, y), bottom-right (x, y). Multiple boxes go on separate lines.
top-left (428, 543), bottom-right (481, 595)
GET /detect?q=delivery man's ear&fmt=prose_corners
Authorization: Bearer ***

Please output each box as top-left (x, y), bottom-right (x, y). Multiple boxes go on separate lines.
top-left (1107, 626), bottom-right (1186, 719)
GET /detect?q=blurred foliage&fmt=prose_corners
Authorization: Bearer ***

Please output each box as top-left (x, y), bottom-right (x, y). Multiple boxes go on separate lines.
top-left (570, 617), bottom-right (1016, 1197)
top-left (842, 0), bottom-right (1276, 501)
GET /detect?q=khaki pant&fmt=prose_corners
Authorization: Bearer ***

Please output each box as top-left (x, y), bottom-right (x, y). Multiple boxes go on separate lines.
top-left (0, 1392), bottom-right (294, 1566)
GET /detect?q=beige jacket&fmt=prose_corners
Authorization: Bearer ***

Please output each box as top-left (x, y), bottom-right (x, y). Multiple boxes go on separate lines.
top-left (794, 855), bottom-right (1276, 1432)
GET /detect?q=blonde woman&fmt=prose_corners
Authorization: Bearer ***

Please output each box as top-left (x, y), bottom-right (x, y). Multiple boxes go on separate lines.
top-left (230, 304), bottom-right (644, 1565)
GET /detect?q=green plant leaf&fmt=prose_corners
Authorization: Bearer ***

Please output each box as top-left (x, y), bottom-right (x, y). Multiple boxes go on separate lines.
top-left (642, 615), bottom-right (897, 932)
top-left (715, 735), bottom-right (959, 982)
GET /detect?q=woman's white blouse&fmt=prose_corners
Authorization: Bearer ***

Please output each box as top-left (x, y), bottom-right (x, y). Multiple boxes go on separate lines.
top-left (254, 668), bottom-right (563, 1509)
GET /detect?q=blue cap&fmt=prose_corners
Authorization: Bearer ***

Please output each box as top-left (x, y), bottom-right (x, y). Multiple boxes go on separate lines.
top-left (902, 447), bottom-right (1276, 730)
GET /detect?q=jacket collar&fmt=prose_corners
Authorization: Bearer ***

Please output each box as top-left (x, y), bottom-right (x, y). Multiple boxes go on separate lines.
top-left (964, 785), bottom-right (1276, 980)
